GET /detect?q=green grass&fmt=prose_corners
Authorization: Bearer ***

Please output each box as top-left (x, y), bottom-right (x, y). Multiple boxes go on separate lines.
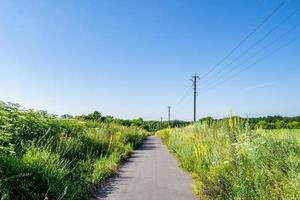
top-left (0, 102), bottom-right (147, 199)
top-left (157, 119), bottom-right (300, 199)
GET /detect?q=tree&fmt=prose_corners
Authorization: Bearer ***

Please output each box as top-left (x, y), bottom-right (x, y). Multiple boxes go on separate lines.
top-left (85, 111), bottom-right (101, 121)
top-left (61, 114), bottom-right (73, 119)
top-left (131, 118), bottom-right (145, 127)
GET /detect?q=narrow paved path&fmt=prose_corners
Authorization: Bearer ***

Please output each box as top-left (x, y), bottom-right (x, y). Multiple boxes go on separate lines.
top-left (94, 136), bottom-right (196, 200)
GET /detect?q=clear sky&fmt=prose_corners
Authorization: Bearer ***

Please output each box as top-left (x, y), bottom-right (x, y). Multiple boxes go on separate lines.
top-left (0, 0), bottom-right (299, 121)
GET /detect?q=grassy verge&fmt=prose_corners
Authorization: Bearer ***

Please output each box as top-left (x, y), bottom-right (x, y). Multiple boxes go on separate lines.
top-left (0, 102), bottom-right (147, 199)
top-left (157, 119), bottom-right (300, 199)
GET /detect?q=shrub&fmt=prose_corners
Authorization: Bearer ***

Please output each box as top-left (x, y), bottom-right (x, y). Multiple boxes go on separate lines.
top-left (0, 102), bottom-right (147, 199)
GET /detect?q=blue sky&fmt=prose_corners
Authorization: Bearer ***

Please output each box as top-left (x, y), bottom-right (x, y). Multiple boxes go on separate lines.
top-left (0, 0), bottom-right (299, 120)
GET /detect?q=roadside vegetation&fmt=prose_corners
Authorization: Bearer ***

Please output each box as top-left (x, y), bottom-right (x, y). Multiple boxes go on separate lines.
top-left (200, 116), bottom-right (300, 130)
top-left (74, 112), bottom-right (190, 132)
top-left (157, 117), bottom-right (300, 199)
top-left (0, 101), bottom-right (147, 200)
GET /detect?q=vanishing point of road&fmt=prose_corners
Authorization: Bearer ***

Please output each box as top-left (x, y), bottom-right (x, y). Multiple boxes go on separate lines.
top-left (94, 136), bottom-right (196, 200)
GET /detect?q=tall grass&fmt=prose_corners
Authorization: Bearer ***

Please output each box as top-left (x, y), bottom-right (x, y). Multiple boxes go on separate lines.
top-left (157, 118), bottom-right (300, 199)
top-left (0, 102), bottom-right (147, 199)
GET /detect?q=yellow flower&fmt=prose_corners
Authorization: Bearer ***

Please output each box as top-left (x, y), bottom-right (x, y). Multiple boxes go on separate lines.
top-left (193, 143), bottom-right (207, 160)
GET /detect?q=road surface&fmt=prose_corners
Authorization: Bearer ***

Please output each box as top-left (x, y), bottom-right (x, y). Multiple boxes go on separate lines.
top-left (94, 136), bottom-right (196, 200)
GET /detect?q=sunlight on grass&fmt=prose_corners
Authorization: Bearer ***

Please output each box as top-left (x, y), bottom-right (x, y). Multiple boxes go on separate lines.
top-left (0, 102), bottom-right (147, 199)
top-left (157, 118), bottom-right (300, 199)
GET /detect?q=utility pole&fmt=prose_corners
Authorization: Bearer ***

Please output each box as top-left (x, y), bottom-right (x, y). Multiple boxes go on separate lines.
top-left (168, 106), bottom-right (171, 123)
top-left (191, 74), bottom-right (200, 122)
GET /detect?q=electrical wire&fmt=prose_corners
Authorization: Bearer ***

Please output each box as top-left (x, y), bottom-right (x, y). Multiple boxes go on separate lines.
top-left (204, 23), bottom-right (300, 89)
top-left (173, 85), bottom-right (193, 107)
top-left (204, 34), bottom-right (300, 91)
top-left (201, 1), bottom-right (286, 80)
top-left (202, 7), bottom-right (300, 86)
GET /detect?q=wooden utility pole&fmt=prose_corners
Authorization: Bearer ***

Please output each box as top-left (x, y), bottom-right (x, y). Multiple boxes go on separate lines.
top-left (191, 74), bottom-right (200, 122)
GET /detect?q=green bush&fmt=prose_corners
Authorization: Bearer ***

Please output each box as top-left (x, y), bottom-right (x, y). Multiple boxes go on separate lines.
top-left (0, 102), bottom-right (147, 199)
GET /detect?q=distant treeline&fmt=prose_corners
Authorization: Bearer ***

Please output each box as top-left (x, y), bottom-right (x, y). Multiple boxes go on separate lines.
top-left (63, 111), bottom-right (190, 132)
top-left (200, 115), bottom-right (300, 129)
top-left (63, 111), bottom-right (300, 131)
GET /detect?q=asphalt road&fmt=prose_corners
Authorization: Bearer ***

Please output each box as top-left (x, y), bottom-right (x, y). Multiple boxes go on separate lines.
top-left (94, 136), bottom-right (196, 200)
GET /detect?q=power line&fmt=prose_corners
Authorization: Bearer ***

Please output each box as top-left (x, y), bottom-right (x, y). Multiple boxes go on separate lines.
top-left (173, 86), bottom-right (193, 107)
top-left (202, 6), bottom-right (300, 87)
top-left (204, 23), bottom-right (300, 90)
top-left (169, 75), bottom-right (200, 122)
top-left (205, 34), bottom-right (300, 91)
top-left (201, 1), bottom-right (286, 80)
top-left (168, 1), bottom-right (288, 121)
